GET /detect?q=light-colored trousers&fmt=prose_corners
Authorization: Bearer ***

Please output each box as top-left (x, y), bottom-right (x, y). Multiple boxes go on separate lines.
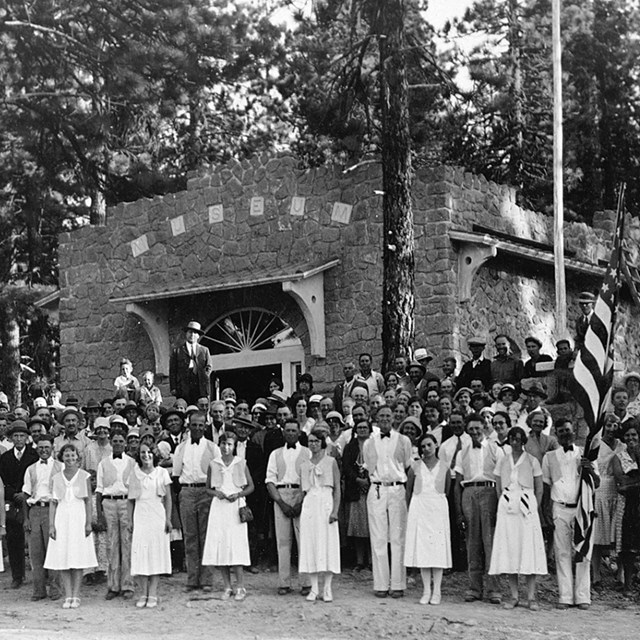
top-left (367, 484), bottom-right (407, 592)
top-left (102, 499), bottom-right (134, 592)
top-left (28, 504), bottom-right (60, 598)
top-left (274, 487), bottom-right (310, 588)
top-left (553, 502), bottom-right (591, 605)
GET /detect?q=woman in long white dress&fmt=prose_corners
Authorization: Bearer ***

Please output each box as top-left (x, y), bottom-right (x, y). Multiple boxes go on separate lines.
top-left (404, 434), bottom-right (451, 605)
top-left (44, 444), bottom-right (97, 608)
top-left (202, 432), bottom-right (254, 601)
top-left (127, 442), bottom-right (172, 608)
top-left (489, 426), bottom-right (547, 610)
top-left (299, 429), bottom-right (341, 603)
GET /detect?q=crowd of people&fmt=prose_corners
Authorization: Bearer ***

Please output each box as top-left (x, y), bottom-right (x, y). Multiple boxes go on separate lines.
top-left (1, 302), bottom-right (639, 612)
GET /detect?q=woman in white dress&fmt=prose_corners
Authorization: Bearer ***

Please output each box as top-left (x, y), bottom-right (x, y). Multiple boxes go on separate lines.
top-left (404, 434), bottom-right (451, 605)
top-left (127, 442), bottom-right (172, 608)
top-left (299, 429), bottom-right (341, 603)
top-left (489, 427), bottom-right (547, 610)
top-left (202, 432), bottom-right (254, 601)
top-left (44, 444), bottom-right (97, 608)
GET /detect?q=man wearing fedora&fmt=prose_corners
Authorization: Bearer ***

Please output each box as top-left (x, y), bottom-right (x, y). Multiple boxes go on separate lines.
top-left (457, 337), bottom-right (492, 391)
top-left (575, 291), bottom-right (595, 349)
top-left (0, 419), bottom-right (39, 588)
top-left (170, 321), bottom-right (213, 405)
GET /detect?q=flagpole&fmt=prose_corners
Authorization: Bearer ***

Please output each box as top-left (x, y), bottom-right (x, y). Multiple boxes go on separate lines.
top-left (552, 0), bottom-right (566, 337)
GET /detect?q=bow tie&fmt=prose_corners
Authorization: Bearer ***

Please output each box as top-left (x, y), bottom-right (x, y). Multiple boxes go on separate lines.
top-left (192, 438), bottom-right (201, 446)
top-left (286, 443), bottom-right (296, 450)
top-left (496, 441), bottom-right (507, 448)
top-left (380, 432), bottom-right (391, 439)
top-left (472, 441), bottom-right (482, 449)
top-left (113, 453), bottom-right (123, 459)
top-left (563, 444), bottom-right (574, 453)
top-left (40, 459), bottom-right (48, 464)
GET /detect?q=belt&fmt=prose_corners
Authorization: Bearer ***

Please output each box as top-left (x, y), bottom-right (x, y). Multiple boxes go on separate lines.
top-left (103, 495), bottom-right (128, 500)
top-left (181, 483), bottom-right (206, 488)
top-left (463, 481), bottom-right (496, 488)
top-left (31, 501), bottom-right (49, 507)
top-left (371, 481), bottom-right (405, 487)
top-left (276, 484), bottom-right (300, 489)
top-left (555, 501), bottom-right (578, 508)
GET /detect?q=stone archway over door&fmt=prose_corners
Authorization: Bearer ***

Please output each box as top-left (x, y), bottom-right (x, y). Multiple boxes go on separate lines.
top-left (202, 308), bottom-right (304, 397)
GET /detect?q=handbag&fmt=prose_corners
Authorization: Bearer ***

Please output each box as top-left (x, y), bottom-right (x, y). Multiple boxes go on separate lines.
top-left (239, 505), bottom-right (254, 523)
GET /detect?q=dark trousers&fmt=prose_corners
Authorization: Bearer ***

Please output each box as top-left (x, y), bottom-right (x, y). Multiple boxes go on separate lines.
top-left (7, 504), bottom-right (25, 582)
top-left (447, 483), bottom-right (467, 571)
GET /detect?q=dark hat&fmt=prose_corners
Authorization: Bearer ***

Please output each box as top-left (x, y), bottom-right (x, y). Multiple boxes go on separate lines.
top-left (526, 382), bottom-right (548, 399)
top-left (578, 291), bottom-right (596, 303)
top-left (27, 417), bottom-right (49, 430)
top-left (407, 360), bottom-right (426, 375)
top-left (82, 398), bottom-right (101, 412)
top-left (64, 396), bottom-right (81, 407)
top-left (232, 417), bottom-right (255, 431)
top-left (524, 336), bottom-right (543, 348)
top-left (184, 321), bottom-right (204, 334)
top-left (8, 420), bottom-right (29, 436)
top-left (120, 400), bottom-right (142, 417)
top-left (160, 409), bottom-right (185, 428)
top-left (60, 407), bottom-right (80, 422)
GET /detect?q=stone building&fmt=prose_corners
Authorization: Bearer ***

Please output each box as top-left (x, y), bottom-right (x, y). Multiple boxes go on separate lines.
top-left (55, 156), bottom-right (640, 402)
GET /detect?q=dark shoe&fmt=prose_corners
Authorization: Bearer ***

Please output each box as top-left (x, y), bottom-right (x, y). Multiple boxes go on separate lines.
top-left (464, 593), bottom-right (480, 602)
top-left (49, 591), bottom-right (61, 601)
top-left (577, 603), bottom-right (590, 610)
top-left (184, 585), bottom-right (199, 593)
top-left (93, 571), bottom-right (106, 584)
top-left (31, 594), bottom-right (47, 601)
top-left (374, 590), bottom-right (388, 598)
top-left (300, 586), bottom-right (311, 596)
top-left (121, 590), bottom-right (134, 600)
top-left (201, 585), bottom-right (213, 593)
top-left (83, 574), bottom-right (95, 586)
top-left (11, 579), bottom-right (23, 589)
top-left (556, 603), bottom-right (569, 610)
top-left (277, 587), bottom-right (292, 596)
top-left (489, 595), bottom-right (502, 605)
top-left (390, 590), bottom-right (404, 599)
top-left (247, 566), bottom-right (259, 574)
top-left (105, 590), bottom-right (120, 601)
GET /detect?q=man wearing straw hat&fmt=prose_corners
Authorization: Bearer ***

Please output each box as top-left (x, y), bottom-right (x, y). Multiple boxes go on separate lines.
top-left (169, 321), bottom-right (213, 405)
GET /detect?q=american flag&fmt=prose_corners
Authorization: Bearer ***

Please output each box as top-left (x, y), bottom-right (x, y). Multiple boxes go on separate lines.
top-left (572, 185), bottom-right (626, 561)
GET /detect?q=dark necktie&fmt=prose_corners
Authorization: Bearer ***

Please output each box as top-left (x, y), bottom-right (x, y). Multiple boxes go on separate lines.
top-left (192, 438), bottom-right (201, 446)
top-left (563, 444), bottom-right (574, 453)
top-left (113, 453), bottom-right (123, 460)
top-left (380, 432), bottom-right (391, 439)
top-left (286, 443), bottom-right (296, 450)
top-left (472, 441), bottom-right (482, 449)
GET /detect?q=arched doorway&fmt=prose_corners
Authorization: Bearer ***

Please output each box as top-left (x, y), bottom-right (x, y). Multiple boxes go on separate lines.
top-left (202, 308), bottom-right (304, 403)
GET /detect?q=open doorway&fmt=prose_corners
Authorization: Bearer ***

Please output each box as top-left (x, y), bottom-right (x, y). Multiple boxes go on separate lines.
top-left (216, 364), bottom-right (282, 406)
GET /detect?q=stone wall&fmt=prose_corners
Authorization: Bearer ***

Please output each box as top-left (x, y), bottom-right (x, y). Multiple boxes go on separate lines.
top-left (57, 157), bottom-right (639, 401)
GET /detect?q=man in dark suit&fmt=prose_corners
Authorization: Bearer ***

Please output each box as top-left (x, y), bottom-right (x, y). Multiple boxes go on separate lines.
top-left (233, 417), bottom-right (265, 570)
top-left (169, 321), bottom-right (213, 405)
top-left (332, 362), bottom-right (356, 415)
top-left (456, 336), bottom-right (492, 391)
top-left (575, 291), bottom-right (595, 349)
top-left (0, 420), bottom-right (39, 588)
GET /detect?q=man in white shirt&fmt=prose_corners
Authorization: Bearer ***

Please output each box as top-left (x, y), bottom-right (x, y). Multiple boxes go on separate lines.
top-left (362, 406), bottom-right (412, 598)
top-left (266, 419), bottom-right (311, 595)
top-left (542, 419), bottom-right (599, 609)
top-left (53, 408), bottom-right (90, 465)
top-left (22, 435), bottom-right (61, 600)
top-left (454, 413), bottom-right (503, 604)
top-left (173, 412), bottom-right (220, 592)
top-left (355, 352), bottom-right (385, 398)
top-left (96, 429), bottom-right (136, 600)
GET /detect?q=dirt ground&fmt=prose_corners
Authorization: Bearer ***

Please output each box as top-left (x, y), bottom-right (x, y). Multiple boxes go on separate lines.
top-left (1, 564), bottom-right (639, 640)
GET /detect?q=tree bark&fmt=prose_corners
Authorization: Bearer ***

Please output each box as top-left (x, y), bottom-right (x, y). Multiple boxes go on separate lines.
top-left (377, 0), bottom-right (415, 372)
top-left (0, 305), bottom-right (22, 407)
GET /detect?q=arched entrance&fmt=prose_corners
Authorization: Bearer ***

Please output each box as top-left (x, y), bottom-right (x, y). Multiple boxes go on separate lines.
top-left (202, 308), bottom-right (304, 403)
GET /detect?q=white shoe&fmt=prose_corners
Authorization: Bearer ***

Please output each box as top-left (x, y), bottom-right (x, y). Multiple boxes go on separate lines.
top-left (221, 588), bottom-right (233, 601)
top-left (306, 591), bottom-right (318, 602)
top-left (234, 587), bottom-right (247, 601)
top-left (323, 587), bottom-right (333, 603)
top-left (430, 594), bottom-right (441, 605)
top-left (419, 594), bottom-right (430, 605)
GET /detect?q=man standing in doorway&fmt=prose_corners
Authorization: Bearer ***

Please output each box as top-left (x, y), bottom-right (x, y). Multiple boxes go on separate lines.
top-left (170, 321), bottom-right (213, 405)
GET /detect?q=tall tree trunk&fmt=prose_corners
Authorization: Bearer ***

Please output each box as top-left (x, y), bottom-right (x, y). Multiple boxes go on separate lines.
top-left (0, 305), bottom-right (21, 407)
top-left (377, 0), bottom-right (415, 371)
top-left (507, 0), bottom-right (524, 192)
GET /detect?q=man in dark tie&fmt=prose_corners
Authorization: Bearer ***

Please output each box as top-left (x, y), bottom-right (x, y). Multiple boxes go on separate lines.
top-left (0, 420), bottom-right (39, 588)
top-left (574, 291), bottom-right (595, 349)
top-left (169, 321), bottom-right (214, 405)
